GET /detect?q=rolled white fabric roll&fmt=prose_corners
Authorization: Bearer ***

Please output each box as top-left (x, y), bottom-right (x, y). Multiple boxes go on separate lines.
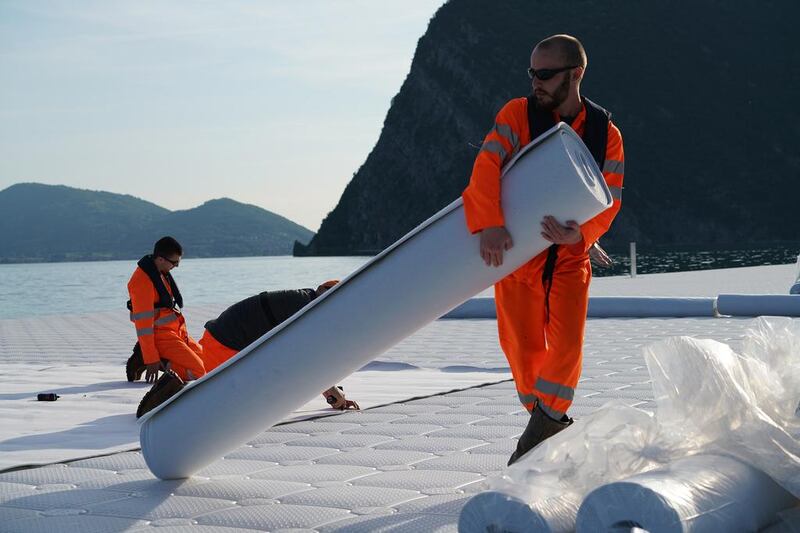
top-left (717, 294), bottom-right (800, 317)
top-left (442, 296), bottom-right (717, 319)
top-left (587, 296), bottom-right (717, 317)
top-left (440, 297), bottom-right (495, 319)
top-left (139, 124), bottom-right (612, 480)
top-left (576, 454), bottom-right (797, 533)
top-left (458, 490), bottom-right (581, 533)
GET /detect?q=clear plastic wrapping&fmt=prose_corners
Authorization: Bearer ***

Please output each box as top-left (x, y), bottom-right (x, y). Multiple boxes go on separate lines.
top-left (646, 317), bottom-right (800, 497)
top-left (459, 317), bottom-right (800, 532)
top-left (576, 453), bottom-right (797, 532)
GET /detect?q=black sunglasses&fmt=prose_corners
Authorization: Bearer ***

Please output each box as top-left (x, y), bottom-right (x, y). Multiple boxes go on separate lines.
top-left (527, 65), bottom-right (579, 81)
top-left (160, 255), bottom-right (180, 267)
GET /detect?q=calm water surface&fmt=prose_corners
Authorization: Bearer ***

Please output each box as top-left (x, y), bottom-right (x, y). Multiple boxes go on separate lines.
top-left (0, 256), bottom-right (368, 320)
top-left (1, 245), bottom-right (797, 320)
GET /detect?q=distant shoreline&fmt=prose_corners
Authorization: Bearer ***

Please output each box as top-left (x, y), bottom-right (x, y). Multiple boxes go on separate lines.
top-left (0, 253), bottom-right (381, 265)
top-left (0, 253), bottom-right (299, 265)
top-left (0, 243), bottom-right (796, 274)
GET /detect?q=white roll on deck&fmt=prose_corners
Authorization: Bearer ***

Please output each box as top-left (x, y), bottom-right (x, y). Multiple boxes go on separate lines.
top-left (442, 296), bottom-right (718, 319)
top-left (458, 490), bottom-right (581, 533)
top-left (575, 454), bottom-right (797, 532)
top-left (716, 294), bottom-right (800, 317)
top-left (139, 123), bottom-right (612, 479)
top-left (588, 296), bottom-right (717, 317)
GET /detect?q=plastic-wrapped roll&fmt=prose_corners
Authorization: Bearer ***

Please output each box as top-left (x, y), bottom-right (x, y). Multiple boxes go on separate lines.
top-left (139, 124), bottom-right (612, 480)
top-left (575, 454), bottom-right (797, 533)
top-left (716, 294), bottom-right (800, 317)
top-left (458, 490), bottom-right (581, 533)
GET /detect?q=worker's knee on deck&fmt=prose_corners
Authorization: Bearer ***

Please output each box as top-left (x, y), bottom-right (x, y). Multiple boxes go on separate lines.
top-left (198, 330), bottom-right (238, 372)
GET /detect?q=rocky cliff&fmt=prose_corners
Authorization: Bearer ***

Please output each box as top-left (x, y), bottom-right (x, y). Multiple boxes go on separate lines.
top-left (295, 0), bottom-right (799, 255)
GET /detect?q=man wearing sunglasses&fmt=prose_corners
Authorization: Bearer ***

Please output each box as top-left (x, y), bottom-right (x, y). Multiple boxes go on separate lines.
top-left (127, 236), bottom-right (205, 385)
top-left (462, 34), bottom-right (625, 465)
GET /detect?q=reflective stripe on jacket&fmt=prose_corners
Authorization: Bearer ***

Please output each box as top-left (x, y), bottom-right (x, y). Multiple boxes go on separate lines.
top-left (462, 96), bottom-right (624, 255)
top-left (127, 266), bottom-right (184, 365)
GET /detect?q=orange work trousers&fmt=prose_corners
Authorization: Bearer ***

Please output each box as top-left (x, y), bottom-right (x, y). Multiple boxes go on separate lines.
top-left (495, 248), bottom-right (591, 420)
top-left (198, 330), bottom-right (238, 373)
top-left (154, 329), bottom-right (205, 381)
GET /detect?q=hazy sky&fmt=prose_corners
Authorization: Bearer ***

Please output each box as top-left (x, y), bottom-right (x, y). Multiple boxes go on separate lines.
top-left (0, 1), bottom-right (445, 231)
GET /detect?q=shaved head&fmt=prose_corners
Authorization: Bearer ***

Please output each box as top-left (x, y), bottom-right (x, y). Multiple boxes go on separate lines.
top-left (533, 34), bottom-right (587, 68)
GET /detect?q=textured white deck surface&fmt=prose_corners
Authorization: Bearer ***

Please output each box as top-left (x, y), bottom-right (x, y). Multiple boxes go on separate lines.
top-left (0, 314), bottom-right (766, 531)
top-left (1, 265), bottom-right (797, 531)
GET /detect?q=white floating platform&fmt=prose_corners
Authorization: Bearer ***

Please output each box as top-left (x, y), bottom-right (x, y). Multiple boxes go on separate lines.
top-left (1, 264), bottom-right (799, 531)
top-left (139, 123), bottom-right (614, 480)
top-left (3, 316), bottom-right (795, 532)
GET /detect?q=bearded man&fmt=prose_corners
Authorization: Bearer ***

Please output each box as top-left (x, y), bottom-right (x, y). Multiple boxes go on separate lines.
top-left (462, 34), bottom-right (625, 465)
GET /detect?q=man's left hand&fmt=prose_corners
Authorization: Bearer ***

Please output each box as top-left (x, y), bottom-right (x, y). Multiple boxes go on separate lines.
top-left (323, 386), bottom-right (360, 411)
top-left (144, 362), bottom-right (161, 383)
top-left (541, 216), bottom-right (582, 245)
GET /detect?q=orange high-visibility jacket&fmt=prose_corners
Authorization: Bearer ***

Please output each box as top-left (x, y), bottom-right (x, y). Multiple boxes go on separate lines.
top-left (127, 267), bottom-right (184, 365)
top-left (462, 97), bottom-right (624, 254)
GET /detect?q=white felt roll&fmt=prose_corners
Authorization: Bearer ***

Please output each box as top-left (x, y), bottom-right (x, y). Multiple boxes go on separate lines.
top-left (440, 297), bottom-right (495, 319)
top-left (575, 454), bottom-right (797, 533)
top-left (442, 296), bottom-right (717, 319)
top-left (139, 124), bottom-right (612, 479)
top-left (716, 294), bottom-right (800, 317)
top-left (458, 490), bottom-right (580, 533)
top-left (587, 296), bottom-right (717, 317)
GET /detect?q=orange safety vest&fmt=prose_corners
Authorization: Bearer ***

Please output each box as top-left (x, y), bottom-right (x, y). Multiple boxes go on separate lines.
top-left (462, 96), bottom-right (624, 254)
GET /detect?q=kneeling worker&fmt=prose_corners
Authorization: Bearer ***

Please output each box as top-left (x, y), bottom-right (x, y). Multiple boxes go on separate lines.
top-left (137, 280), bottom-right (358, 417)
top-left (127, 236), bottom-right (204, 384)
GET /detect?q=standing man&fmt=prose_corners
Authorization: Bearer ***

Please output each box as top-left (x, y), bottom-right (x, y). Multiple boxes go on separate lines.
top-left (462, 34), bottom-right (624, 465)
top-left (127, 236), bottom-right (205, 383)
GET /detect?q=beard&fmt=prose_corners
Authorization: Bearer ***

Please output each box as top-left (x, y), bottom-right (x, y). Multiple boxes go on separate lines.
top-left (534, 73), bottom-right (571, 111)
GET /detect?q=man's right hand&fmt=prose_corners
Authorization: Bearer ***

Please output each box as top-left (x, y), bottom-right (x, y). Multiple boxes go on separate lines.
top-left (144, 362), bottom-right (161, 383)
top-left (479, 226), bottom-right (513, 267)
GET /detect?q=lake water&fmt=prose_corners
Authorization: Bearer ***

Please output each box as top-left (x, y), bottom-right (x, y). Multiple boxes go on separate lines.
top-left (0, 256), bottom-right (369, 320)
top-left (1, 244), bottom-right (797, 320)
top-left (596, 243), bottom-right (799, 278)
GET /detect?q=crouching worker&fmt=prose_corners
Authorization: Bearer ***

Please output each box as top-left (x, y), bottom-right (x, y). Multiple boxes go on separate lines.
top-left (136, 280), bottom-right (359, 417)
top-left (127, 236), bottom-right (205, 386)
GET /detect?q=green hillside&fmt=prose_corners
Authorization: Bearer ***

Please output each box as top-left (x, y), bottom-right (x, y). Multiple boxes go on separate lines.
top-left (0, 183), bottom-right (313, 263)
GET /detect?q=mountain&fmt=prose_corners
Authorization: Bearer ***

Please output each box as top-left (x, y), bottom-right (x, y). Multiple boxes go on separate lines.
top-left (0, 183), bottom-right (313, 262)
top-left (144, 198), bottom-right (313, 259)
top-left (295, 0), bottom-right (800, 256)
